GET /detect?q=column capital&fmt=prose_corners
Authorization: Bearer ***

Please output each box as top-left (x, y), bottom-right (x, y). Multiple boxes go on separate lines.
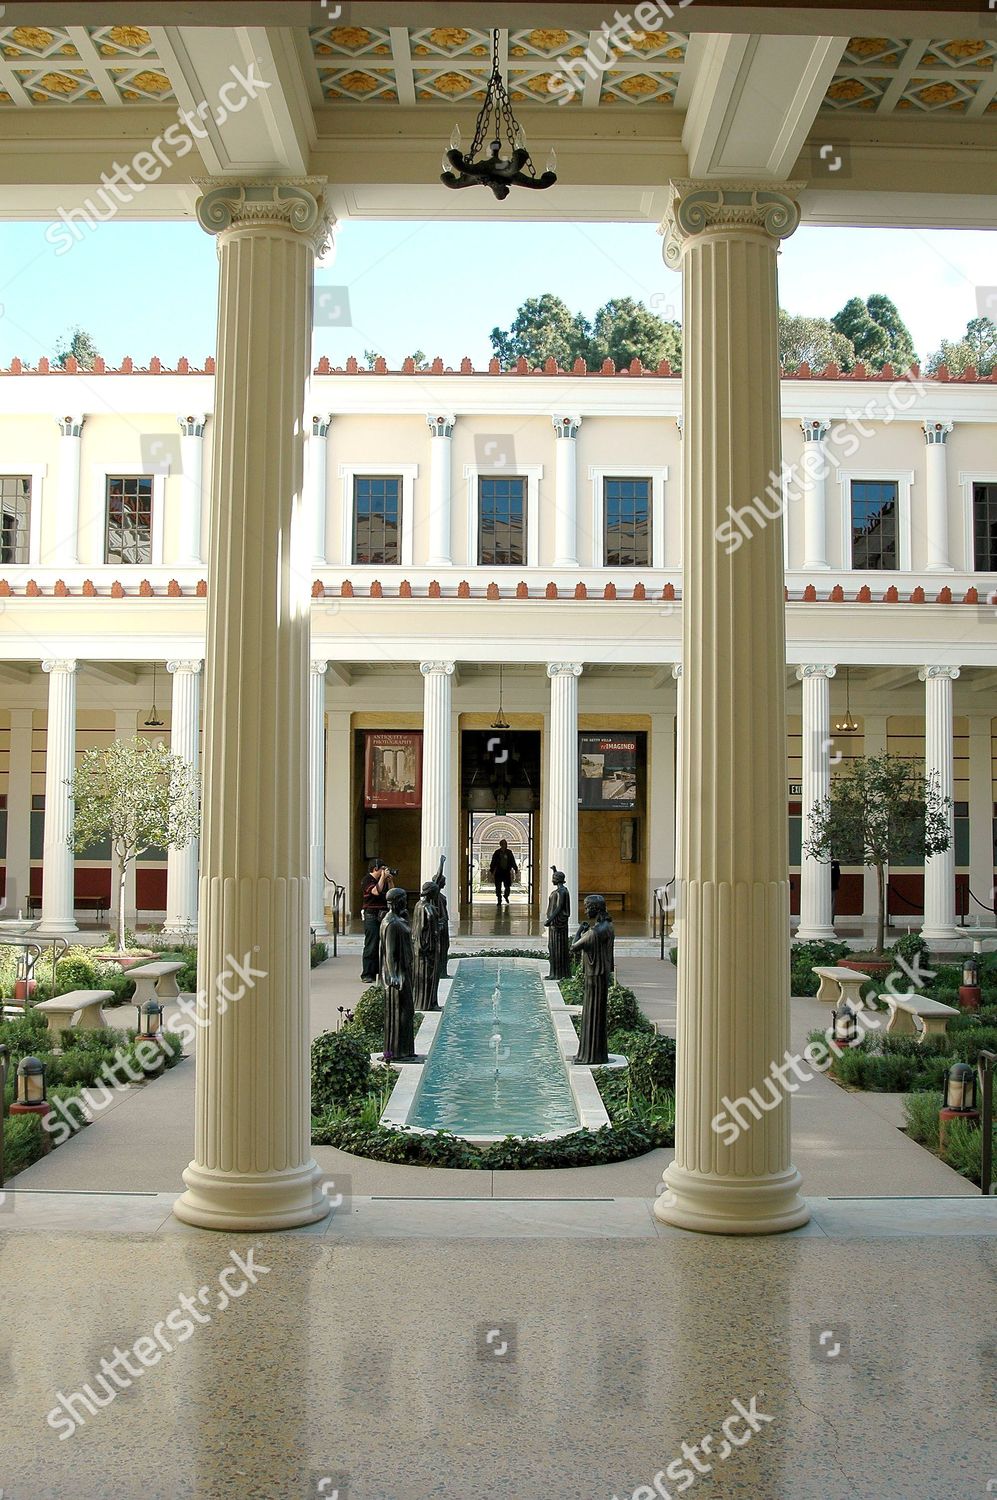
top-left (546, 662), bottom-right (582, 679)
top-left (311, 413), bottom-right (333, 437)
top-left (178, 414), bottom-right (206, 438)
top-left (420, 660), bottom-right (455, 677)
top-left (42, 658), bottom-right (78, 675)
top-left (57, 415), bottom-right (84, 438)
top-left (671, 662), bottom-right (683, 681)
top-left (800, 418), bottom-right (831, 442)
top-left (194, 177), bottom-right (333, 256)
top-left (919, 665), bottom-right (960, 682)
top-left (923, 420), bottom-right (953, 445)
top-left (426, 413), bottom-right (456, 438)
top-left (167, 658), bottom-right (204, 676)
top-left (661, 179), bottom-right (804, 268)
top-left (310, 659), bottom-right (329, 676)
top-left (552, 414), bottom-right (581, 439)
top-left (675, 416), bottom-right (684, 439)
top-left (796, 664), bottom-right (837, 681)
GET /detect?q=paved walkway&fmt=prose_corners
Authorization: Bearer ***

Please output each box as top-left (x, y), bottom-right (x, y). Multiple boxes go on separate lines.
top-left (15, 952), bottom-right (974, 1199)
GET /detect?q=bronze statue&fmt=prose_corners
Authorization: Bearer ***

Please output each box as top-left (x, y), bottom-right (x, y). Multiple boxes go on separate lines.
top-left (412, 880), bottom-right (442, 1011)
top-left (380, 887), bottom-right (417, 1060)
top-left (433, 854), bottom-right (451, 979)
top-left (544, 866), bottom-right (571, 980)
top-left (570, 893), bottom-right (615, 1066)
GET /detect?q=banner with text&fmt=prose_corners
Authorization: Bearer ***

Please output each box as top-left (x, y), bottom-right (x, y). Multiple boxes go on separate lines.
top-left (578, 735), bottom-right (638, 810)
top-left (364, 731), bottom-right (422, 809)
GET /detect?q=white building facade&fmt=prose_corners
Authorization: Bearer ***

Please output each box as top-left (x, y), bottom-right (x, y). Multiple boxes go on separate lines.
top-left (1, 361), bottom-right (994, 944)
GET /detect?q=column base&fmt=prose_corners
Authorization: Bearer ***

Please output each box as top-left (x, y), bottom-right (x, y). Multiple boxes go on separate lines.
top-left (654, 1162), bottom-right (810, 1236)
top-left (425, 556), bottom-right (453, 569)
top-left (162, 922), bottom-right (198, 941)
top-left (34, 918), bottom-right (79, 938)
top-left (794, 924), bottom-right (838, 942)
top-left (311, 919), bottom-right (331, 939)
top-left (800, 560), bottom-right (831, 571)
top-left (552, 556), bottom-right (579, 569)
top-left (173, 1158), bottom-right (331, 1232)
top-left (919, 926), bottom-right (968, 951)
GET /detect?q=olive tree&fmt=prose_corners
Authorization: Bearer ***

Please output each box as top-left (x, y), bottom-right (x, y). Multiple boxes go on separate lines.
top-left (804, 753), bottom-right (951, 955)
top-left (68, 736), bottom-right (200, 945)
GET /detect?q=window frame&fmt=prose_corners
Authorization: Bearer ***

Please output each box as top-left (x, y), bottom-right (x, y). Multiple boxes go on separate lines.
top-left (959, 472), bottom-right (997, 573)
top-left (838, 470), bottom-right (913, 572)
top-left (339, 462), bottom-right (416, 568)
top-left (91, 466), bottom-right (165, 567)
top-left (0, 470), bottom-right (43, 566)
top-left (464, 464), bottom-right (542, 569)
top-left (588, 465), bottom-right (667, 569)
top-left (351, 473), bottom-right (404, 567)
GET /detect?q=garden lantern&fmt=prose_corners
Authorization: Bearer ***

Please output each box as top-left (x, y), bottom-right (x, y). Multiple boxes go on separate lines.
top-left (939, 1060), bottom-right (980, 1149)
top-left (15, 1055), bottom-right (46, 1106)
top-left (139, 1000), bottom-right (164, 1038)
top-left (959, 953), bottom-right (982, 1012)
top-left (944, 1062), bottom-right (977, 1114)
top-left (832, 999), bottom-right (859, 1048)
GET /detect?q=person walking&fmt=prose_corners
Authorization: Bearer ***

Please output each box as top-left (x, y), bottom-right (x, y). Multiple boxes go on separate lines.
top-left (360, 859), bottom-right (391, 981)
top-left (488, 839), bottom-right (519, 905)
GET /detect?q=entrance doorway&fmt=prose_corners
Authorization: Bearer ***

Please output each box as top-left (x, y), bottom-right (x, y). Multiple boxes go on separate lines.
top-left (469, 811), bottom-right (533, 905)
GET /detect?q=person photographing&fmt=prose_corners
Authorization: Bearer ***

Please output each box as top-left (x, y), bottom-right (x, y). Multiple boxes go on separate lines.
top-left (360, 859), bottom-right (393, 981)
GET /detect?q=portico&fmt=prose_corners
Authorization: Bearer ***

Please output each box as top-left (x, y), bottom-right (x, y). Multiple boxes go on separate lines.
top-left (1, 2), bottom-right (996, 1234)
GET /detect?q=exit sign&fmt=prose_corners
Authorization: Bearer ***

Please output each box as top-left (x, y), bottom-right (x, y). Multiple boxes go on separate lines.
top-left (788, 782), bottom-right (802, 797)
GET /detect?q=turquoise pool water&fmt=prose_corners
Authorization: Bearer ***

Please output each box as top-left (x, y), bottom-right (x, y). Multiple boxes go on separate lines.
top-left (406, 959), bottom-right (580, 1137)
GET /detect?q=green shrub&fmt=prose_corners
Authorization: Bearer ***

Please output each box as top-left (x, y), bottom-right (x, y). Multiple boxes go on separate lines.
top-left (311, 1117), bottom-right (666, 1169)
top-left (668, 945), bottom-right (677, 966)
top-left (607, 983), bottom-right (647, 1034)
top-left (891, 931), bottom-right (930, 969)
top-left (310, 941), bottom-right (328, 969)
top-left (790, 939), bottom-right (851, 996)
top-left (558, 965), bottom-right (584, 1006)
top-left (352, 984), bottom-right (385, 1041)
top-left (311, 1029), bottom-right (371, 1114)
top-left (950, 1026), bottom-right (997, 1066)
top-left (469, 948), bottom-right (546, 959)
top-left (1, 1112), bottom-right (46, 1177)
top-left (942, 1116), bottom-right (995, 1186)
top-left (903, 1090), bottom-right (942, 1146)
top-left (623, 1033), bottom-right (677, 1096)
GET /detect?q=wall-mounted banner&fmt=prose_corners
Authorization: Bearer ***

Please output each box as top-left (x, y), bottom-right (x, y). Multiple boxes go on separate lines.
top-left (579, 735), bottom-right (638, 810)
top-left (364, 731), bottom-right (422, 809)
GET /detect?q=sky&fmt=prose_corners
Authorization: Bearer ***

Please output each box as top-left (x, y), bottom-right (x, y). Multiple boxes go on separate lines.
top-left (0, 216), bottom-right (992, 371)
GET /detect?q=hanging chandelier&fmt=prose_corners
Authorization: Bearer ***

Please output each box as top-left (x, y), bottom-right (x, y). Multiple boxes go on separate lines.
top-left (491, 663), bottom-right (510, 730)
top-left (144, 664), bottom-right (164, 728)
top-left (833, 666), bottom-right (859, 735)
top-left (441, 29), bottom-right (557, 201)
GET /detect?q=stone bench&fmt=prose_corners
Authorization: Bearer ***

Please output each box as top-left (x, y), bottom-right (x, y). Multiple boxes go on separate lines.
top-left (886, 994), bottom-right (961, 1043)
top-left (33, 989), bottom-right (114, 1035)
top-left (126, 961), bottom-right (185, 1011)
top-left (813, 966), bottom-right (870, 1008)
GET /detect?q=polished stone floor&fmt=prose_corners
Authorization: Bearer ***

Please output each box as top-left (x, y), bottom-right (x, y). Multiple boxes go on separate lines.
top-left (1, 1203), bottom-right (994, 1499)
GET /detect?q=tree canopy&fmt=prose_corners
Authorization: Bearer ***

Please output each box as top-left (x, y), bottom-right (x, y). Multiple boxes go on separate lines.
top-left (490, 293), bottom-right (681, 371)
top-left (830, 294), bottom-right (916, 371)
top-left (927, 316), bottom-right (997, 377)
top-left (54, 326), bottom-right (101, 370)
top-left (779, 310), bottom-right (855, 373)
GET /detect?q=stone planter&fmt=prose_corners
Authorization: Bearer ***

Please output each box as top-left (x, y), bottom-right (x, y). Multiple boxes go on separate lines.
top-left (839, 958), bottom-right (894, 979)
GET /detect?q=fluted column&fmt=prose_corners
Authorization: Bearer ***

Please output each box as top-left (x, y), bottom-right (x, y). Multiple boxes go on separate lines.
top-left (426, 415), bottom-right (455, 568)
top-left (177, 415), bottom-right (206, 564)
top-left (920, 665), bottom-right (960, 944)
top-left (655, 179), bottom-right (808, 1235)
top-left (309, 660), bottom-right (329, 937)
top-left (173, 176), bottom-right (333, 1233)
top-left (308, 414), bottom-right (332, 564)
top-left (800, 419), bottom-right (831, 570)
top-left (546, 663), bottom-right (582, 919)
top-left (552, 415), bottom-right (581, 567)
top-left (164, 659), bottom-right (203, 937)
top-left (38, 659), bottom-right (78, 936)
top-left (923, 421), bottom-right (953, 571)
top-left (671, 662), bottom-right (683, 921)
top-left (420, 661), bottom-right (455, 885)
top-left (795, 664), bottom-right (837, 940)
top-left (52, 416), bottom-right (84, 566)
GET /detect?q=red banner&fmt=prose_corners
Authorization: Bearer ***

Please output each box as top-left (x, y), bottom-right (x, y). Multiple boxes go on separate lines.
top-left (364, 731), bottom-right (422, 809)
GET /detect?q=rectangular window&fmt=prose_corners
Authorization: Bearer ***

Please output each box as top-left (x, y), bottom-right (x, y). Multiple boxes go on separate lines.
top-left (604, 477), bottom-right (651, 567)
top-left (353, 475), bottom-right (401, 565)
top-left (973, 482), bottom-right (997, 571)
top-left (478, 476), bottom-right (525, 566)
top-left (105, 475), bottom-right (153, 565)
top-left (850, 480), bottom-right (898, 570)
top-left (0, 475), bottom-right (31, 564)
